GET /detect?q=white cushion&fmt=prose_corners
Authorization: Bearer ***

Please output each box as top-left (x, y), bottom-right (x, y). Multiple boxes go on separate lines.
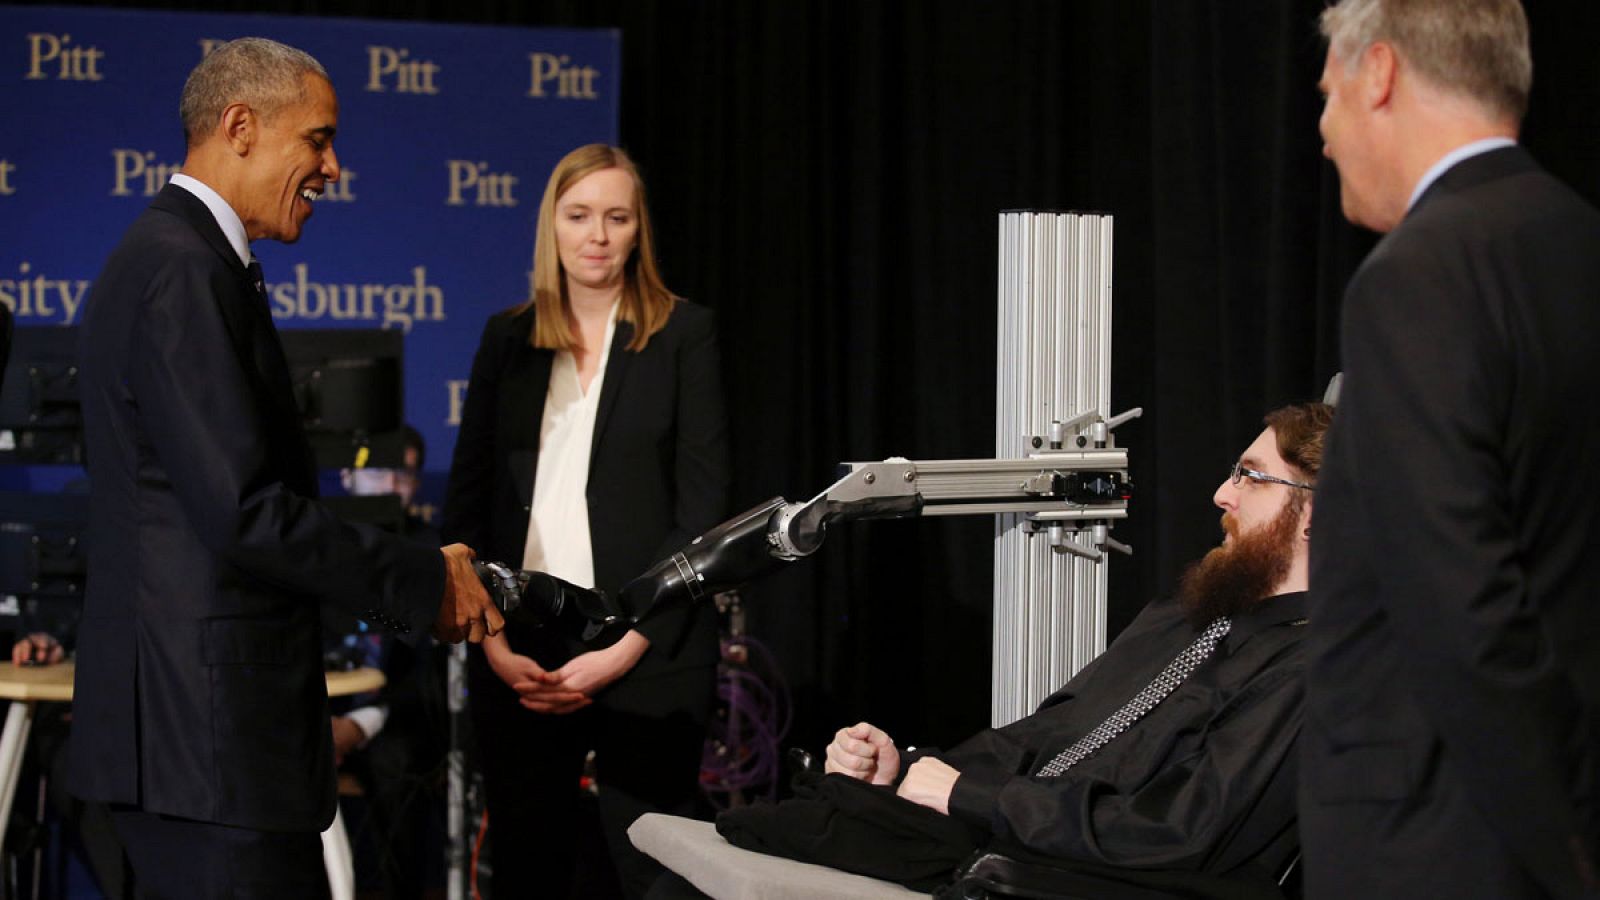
top-left (628, 813), bottom-right (927, 899)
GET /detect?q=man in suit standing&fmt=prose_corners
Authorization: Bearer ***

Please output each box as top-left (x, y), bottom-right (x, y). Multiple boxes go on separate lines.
top-left (69, 38), bottom-right (502, 898)
top-left (1306, 1), bottom-right (1600, 897)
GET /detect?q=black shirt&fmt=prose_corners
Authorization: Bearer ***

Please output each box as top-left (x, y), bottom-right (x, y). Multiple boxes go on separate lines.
top-left (938, 592), bottom-right (1307, 876)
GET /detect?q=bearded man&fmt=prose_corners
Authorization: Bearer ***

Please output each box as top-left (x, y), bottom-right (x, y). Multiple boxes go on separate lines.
top-left (750, 401), bottom-right (1331, 895)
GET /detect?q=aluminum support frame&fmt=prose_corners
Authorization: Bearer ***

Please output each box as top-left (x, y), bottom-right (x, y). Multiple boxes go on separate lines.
top-left (993, 211), bottom-right (1117, 727)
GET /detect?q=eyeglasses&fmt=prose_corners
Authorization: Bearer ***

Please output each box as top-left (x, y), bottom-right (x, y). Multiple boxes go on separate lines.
top-left (1228, 461), bottom-right (1314, 491)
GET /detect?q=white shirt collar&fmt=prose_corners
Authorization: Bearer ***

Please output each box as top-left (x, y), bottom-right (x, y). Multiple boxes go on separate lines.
top-left (169, 172), bottom-right (251, 267)
top-left (1406, 137), bottom-right (1517, 213)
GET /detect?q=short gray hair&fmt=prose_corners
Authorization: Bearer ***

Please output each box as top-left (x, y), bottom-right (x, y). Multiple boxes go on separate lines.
top-left (1320, 0), bottom-right (1532, 122)
top-left (179, 37), bottom-right (329, 147)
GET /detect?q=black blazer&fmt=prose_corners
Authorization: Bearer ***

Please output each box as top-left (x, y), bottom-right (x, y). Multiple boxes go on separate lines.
top-left (442, 300), bottom-right (730, 678)
top-left (67, 184), bottom-right (445, 832)
top-left (1305, 147), bottom-right (1600, 898)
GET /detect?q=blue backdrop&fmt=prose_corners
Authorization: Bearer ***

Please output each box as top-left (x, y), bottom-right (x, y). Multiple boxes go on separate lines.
top-left (0, 5), bottom-right (619, 500)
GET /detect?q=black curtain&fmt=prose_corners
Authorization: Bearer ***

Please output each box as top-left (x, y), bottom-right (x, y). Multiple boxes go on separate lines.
top-left (31, 0), bottom-right (1600, 752)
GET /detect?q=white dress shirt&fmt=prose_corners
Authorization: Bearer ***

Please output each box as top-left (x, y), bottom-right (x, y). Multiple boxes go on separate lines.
top-left (521, 302), bottom-right (621, 589)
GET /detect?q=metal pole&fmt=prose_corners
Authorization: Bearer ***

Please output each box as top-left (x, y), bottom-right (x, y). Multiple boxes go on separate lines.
top-left (992, 211), bottom-right (1114, 727)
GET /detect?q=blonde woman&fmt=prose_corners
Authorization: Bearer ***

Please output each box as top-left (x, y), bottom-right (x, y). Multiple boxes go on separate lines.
top-left (443, 144), bottom-right (730, 898)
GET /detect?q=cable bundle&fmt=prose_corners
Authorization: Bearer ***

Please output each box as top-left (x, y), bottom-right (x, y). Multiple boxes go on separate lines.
top-left (699, 634), bottom-right (791, 809)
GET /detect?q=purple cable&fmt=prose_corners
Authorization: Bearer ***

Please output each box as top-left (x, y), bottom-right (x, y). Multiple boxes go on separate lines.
top-left (700, 636), bottom-right (791, 808)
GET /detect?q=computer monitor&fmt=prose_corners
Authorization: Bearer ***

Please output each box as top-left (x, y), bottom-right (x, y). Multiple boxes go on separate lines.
top-left (0, 326), bottom-right (82, 465)
top-left (0, 490), bottom-right (88, 640)
top-left (281, 329), bottom-right (408, 469)
top-left (0, 326), bottom-right (408, 469)
top-left (0, 304), bottom-right (12, 395)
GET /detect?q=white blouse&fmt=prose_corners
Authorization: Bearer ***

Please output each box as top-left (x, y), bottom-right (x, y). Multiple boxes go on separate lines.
top-left (520, 303), bottom-right (620, 589)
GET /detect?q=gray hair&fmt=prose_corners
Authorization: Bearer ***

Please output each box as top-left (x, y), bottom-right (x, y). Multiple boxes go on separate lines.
top-left (1320, 0), bottom-right (1532, 123)
top-left (179, 37), bottom-right (329, 146)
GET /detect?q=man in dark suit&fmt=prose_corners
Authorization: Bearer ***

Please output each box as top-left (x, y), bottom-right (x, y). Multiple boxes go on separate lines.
top-left (68, 38), bottom-right (502, 898)
top-left (1306, 1), bottom-right (1600, 897)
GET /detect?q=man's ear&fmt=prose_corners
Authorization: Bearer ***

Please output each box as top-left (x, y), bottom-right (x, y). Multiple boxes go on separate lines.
top-left (219, 102), bottom-right (255, 155)
top-left (1300, 498), bottom-right (1314, 541)
top-left (1360, 41), bottom-right (1398, 110)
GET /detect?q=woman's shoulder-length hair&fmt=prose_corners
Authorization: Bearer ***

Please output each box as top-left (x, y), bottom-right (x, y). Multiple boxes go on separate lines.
top-left (517, 143), bottom-right (677, 353)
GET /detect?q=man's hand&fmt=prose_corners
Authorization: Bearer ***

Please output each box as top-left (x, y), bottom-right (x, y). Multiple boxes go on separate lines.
top-left (895, 757), bottom-right (958, 815)
top-left (11, 632), bottom-right (63, 667)
top-left (330, 715), bottom-right (366, 766)
top-left (484, 633), bottom-right (591, 715)
top-left (554, 631), bottom-right (650, 696)
top-left (825, 722), bottom-right (901, 785)
top-left (435, 544), bottom-right (505, 643)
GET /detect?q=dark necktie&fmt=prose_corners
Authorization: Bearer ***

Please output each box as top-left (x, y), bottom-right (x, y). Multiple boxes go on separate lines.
top-left (1035, 616), bottom-right (1231, 777)
top-left (242, 261), bottom-right (303, 430)
top-left (242, 258), bottom-right (287, 384)
top-left (247, 258), bottom-right (267, 303)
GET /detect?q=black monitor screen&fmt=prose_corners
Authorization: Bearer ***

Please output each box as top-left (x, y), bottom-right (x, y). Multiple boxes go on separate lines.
top-left (0, 491), bottom-right (88, 639)
top-left (281, 330), bottom-right (406, 469)
top-left (0, 326), bottom-right (82, 465)
top-left (0, 327), bottom-right (407, 469)
top-left (0, 304), bottom-right (12, 394)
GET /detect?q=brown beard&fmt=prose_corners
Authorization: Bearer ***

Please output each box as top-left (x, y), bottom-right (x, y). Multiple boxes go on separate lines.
top-left (1177, 496), bottom-right (1304, 626)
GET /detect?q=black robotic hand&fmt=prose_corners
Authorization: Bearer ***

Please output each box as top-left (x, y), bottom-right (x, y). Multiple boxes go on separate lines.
top-left (473, 561), bottom-right (631, 648)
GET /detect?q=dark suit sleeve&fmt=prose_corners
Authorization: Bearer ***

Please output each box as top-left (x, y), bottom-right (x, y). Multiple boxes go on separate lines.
top-left (1340, 247), bottom-right (1594, 896)
top-left (442, 316), bottom-right (505, 553)
top-left (634, 304), bottom-right (732, 650)
top-left (132, 255), bottom-right (443, 634)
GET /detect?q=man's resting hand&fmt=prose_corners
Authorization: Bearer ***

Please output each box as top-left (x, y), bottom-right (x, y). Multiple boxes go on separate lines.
top-left (895, 757), bottom-right (958, 815)
top-left (825, 721), bottom-right (901, 785)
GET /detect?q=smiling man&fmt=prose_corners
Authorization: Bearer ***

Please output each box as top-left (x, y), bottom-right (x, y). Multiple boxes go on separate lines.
top-left (699, 403), bottom-right (1331, 897)
top-left (69, 38), bottom-right (501, 898)
top-left (1306, 2), bottom-right (1600, 897)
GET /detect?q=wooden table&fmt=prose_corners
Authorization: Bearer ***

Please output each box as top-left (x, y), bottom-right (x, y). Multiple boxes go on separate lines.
top-left (0, 662), bottom-right (385, 899)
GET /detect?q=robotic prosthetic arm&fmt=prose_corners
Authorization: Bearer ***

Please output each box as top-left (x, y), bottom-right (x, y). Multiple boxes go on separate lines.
top-left (473, 496), bottom-right (798, 648)
top-left (476, 409), bottom-right (1139, 648)
top-left (473, 497), bottom-right (790, 647)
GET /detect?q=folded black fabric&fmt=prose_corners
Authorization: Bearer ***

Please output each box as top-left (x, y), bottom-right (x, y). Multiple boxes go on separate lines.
top-left (715, 772), bottom-right (983, 890)
top-left (933, 848), bottom-right (1290, 900)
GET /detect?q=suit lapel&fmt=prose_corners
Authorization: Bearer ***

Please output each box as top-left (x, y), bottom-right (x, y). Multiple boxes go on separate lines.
top-left (152, 184), bottom-right (239, 273)
top-left (589, 319), bottom-right (634, 472)
top-left (499, 313), bottom-right (552, 511)
top-left (153, 185), bottom-right (314, 486)
top-left (153, 187), bottom-right (259, 376)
